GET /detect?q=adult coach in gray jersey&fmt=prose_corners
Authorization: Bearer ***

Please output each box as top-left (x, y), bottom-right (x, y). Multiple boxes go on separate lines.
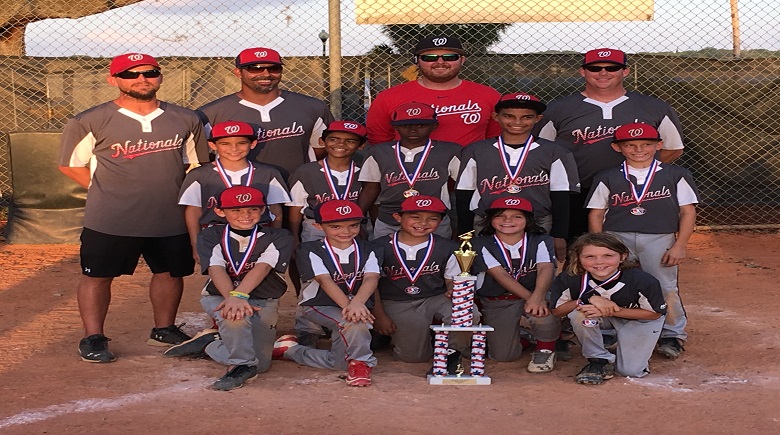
top-left (198, 47), bottom-right (334, 180)
top-left (59, 53), bottom-right (209, 363)
top-left (535, 48), bottom-right (684, 240)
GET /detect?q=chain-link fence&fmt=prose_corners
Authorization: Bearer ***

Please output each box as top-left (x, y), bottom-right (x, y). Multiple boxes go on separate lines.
top-left (1, 0), bottom-right (778, 227)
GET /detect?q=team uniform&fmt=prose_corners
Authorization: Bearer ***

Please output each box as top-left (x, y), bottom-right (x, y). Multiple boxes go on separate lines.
top-left (366, 80), bottom-right (501, 146)
top-left (196, 224), bottom-right (293, 373)
top-left (535, 92), bottom-right (684, 238)
top-left (457, 136), bottom-right (579, 233)
top-left (374, 233), bottom-right (463, 362)
top-left (358, 140), bottom-right (461, 238)
top-left (585, 161), bottom-right (699, 341)
top-left (283, 239), bottom-right (382, 370)
top-left (287, 159), bottom-right (363, 242)
top-left (59, 101), bottom-right (208, 276)
top-left (472, 234), bottom-right (560, 361)
top-left (551, 269), bottom-right (667, 377)
top-left (178, 161), bottom-right (291, 226)
top-left (198, 92), bottom-right (334, 179)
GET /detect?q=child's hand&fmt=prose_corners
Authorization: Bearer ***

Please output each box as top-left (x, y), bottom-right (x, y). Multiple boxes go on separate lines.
top-left (343, 301), bottom-right (375, 324)
top-left (524, 295), bottom-right (550, 317)
top-left (662, 244), bottom-right (687, 266)
top-left (588, 295), bottom-right (621, 317)
top-left (216, 296), bottom-right (260, 321)
top-left (372, 311), bottom-right (397, 336)
top-left (576, 304), bottom-right (602, 318)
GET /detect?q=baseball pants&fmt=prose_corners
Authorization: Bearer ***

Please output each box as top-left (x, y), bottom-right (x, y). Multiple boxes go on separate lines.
top-left (480, 298), bottom-right (561, 362)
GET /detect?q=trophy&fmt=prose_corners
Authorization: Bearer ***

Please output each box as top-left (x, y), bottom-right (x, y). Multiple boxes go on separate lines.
top-left (428, 231), bottom-right (494, 385)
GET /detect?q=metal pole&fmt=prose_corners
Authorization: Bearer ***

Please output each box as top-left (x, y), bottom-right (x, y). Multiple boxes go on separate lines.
top-left (730, 0), bottom-right (741, 58)
top-left (328, 0), bottom-right (342, 119)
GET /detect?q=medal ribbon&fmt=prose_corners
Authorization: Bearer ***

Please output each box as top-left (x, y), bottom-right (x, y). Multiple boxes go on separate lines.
top-left (321, 158), bottom-right (355, 200)
top-left (215, 157), bottom-right (254, 188)
top-left (493, 234), bottom-right (527, 280)
top-left (392, 233), bottom-right (435, 285)
top-left (394, 140), bottom-right (432, 190)
top-left (579, 270), bottom-right (622, 303)
top-left (323, 238), bottom-right (361, 294)
top-left (622, 159), bottom-right (659, 208)
top-left (497, 135), bottom-right (533, 186)
top-left (221, 224), bottom-right (259, 277)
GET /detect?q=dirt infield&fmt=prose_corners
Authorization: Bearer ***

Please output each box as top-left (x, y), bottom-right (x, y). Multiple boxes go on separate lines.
top-left (1, 232), bottom-right (779, 434)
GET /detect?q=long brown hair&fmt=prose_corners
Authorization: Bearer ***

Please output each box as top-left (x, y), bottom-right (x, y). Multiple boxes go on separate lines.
top-left (565, 232), bottom-right (637, 276)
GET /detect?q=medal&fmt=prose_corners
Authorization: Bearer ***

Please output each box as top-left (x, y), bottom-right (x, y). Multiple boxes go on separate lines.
top-left (579, 270), bottom-right (622, 304)
top-left (403, 189), bottom-right (419, 198)
top-left (321, 158), bottom-right (355, 200)
top-left (323, 238), bottom-right (361, 299)
top-left (221, 225), bottom-right (259, 277)
top-left (622, 159), bottom-right (659, 216)
top-left (497, 135), bottom-right (533, 193)
top-left (392, 232), bottom-right (435, 295)
top-left (215, 157), bottom-right (254, 188)
top-left (394, 140), bottom-right (432, 197)
top-left (493, 234), bottom-right (527, 281)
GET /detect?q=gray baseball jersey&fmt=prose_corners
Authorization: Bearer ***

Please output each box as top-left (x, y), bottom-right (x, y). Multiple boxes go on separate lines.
top-left (535, 92), bottom-right (684, 186)
top-left (197, 91), bottom-right (334, 179)
top-left (59, 101), bottom-right (208, 237)
top-left (472, 233), bottom-right (555, 297)
top-left (287, 159), bottom-right (363, 220)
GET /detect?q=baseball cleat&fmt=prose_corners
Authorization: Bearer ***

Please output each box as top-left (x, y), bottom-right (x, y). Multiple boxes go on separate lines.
top-left (346, 360), bottom-right (372, 387)
top-left (211, 365), bottom-right (258, 391)
top-left (575, 358), bottom-right (612, 385)
top-left (164, 329), bottom-right (219, 357)
top-left (148, 323), bottom-right (191, 347)
top-left (657, 337), bottom-right (685, 359)
top-left (79, 334), bottom-right (117, 363)
top-left (272, 334), bottom-right (299, 360)
top-left (527, 349), bottom-right (556, 373)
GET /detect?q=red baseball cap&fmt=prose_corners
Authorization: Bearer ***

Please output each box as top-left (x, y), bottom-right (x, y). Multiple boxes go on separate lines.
top-left (391, 102), bottom-right (438, 126)
top-left (613, 123), bottom-right (661, 142)
top-left (495, 92), bottom-right (547, 114)
top-left (323, 121), bottom-right (367, 141)
top-left (486, 196), bottom-right (534, 213)
top-left (235, 47), bottom-right (284, 67)
top-left (314, 200), bottom-right (365, 223)
top-left (218, 186), bottom-right (266, 209)
top-left (209, 121), bottom-right (256, 141)
top-left (400, 195), bottom-right (448, 214)
top-left (582, 48), bottom-right (627, 66)
top-left (109, 53), bottom-right (160, 75)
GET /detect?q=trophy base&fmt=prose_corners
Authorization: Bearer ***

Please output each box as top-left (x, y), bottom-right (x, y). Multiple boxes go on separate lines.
top-left (427, 374), bottom-right (492, 385)
top-left (431, 325), bottom-right (495, 332)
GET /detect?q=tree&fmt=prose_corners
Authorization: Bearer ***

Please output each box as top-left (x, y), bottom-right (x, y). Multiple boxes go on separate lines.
top-left (381, 24), bottom-right (511, 55)
top-left (0, 0), bottom-right (143, 55)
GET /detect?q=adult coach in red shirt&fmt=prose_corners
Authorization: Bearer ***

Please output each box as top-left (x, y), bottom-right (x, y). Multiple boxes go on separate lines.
top-left (534, 48), bottom-right (685, 241)
top-left (59, 53), bottom-right (210, 363)
top-left (366, 35), bottom-right (501, 147)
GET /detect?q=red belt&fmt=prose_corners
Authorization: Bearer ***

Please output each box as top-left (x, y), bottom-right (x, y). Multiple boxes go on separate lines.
top-left (485, 294), bottom-right (521, 301)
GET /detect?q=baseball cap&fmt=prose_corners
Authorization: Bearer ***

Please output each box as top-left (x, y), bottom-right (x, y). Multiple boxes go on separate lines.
top-left (323, 121), bottom-right (368, 141)
top-left (399, 195), bottom-right (448, 214)
top-left (414, 35), bottom-right (465, 55)
top-left (109, 53), bottom-right (160, 76)
top-left (218, 186), bottom-right (266, 209)
top-left (390, 102), bottom-right (438, 126)
top-left (494, 92), bottom-right (547, 114)
top-left (613, 123), bottom-right (661, 142)
top-left (235, 47), bottom-right (284, 67)
top-left (209, 121), bottom-right (256, 141)
top-left (486, 197), bottom-right (534, 213)
top-left (314, 200), bottom-right (365, 223)
top-left (582, 48), bottom-right (627, 66)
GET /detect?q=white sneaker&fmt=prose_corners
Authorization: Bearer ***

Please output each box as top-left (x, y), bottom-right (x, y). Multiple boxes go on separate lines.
top-left (527, 349), bottom-right (556, 373)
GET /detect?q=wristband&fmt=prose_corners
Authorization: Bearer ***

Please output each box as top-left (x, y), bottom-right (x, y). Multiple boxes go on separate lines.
top-left (229, 291), bottom-right (250, 300)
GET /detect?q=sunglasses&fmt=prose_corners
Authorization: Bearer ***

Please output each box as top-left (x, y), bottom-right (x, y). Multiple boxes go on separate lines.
top-left (243, 64), bottom-right (283, 73)
top-left (418, 54), bottom-right (461, 62)
top-left (114, 69), bottom-right (162, 79)
top-left (583, 65), bottom-right (625, 73)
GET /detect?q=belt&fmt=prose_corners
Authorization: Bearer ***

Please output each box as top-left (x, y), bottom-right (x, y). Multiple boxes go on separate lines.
top-left (485, 294), bottom-right (521, 301)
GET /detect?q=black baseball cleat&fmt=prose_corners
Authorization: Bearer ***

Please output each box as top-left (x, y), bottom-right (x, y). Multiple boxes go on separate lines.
top-left (211, 365), bottom-right (258, 391)
top-left (657, 337), bottom-right (685, 359)
top-left (148, 324), bottom-right (191, 347)
top-left (79, 334), bottom-right (117, 363)
top-left (575, 358), bottom-right (614, 385)
top-left (164, 329), bottom-right (219, 357)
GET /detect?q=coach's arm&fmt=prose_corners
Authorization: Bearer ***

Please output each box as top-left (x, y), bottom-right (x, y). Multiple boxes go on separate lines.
top-left (59, 166), bottom-right (91, 189)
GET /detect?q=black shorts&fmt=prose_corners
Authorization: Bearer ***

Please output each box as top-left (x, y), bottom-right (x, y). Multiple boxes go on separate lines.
top-left (80, 228), bottom-right (195, 278)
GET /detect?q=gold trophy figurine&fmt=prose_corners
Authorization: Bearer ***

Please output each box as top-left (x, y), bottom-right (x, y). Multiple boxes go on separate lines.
top-left (454, 230), bottom-right (477, 276)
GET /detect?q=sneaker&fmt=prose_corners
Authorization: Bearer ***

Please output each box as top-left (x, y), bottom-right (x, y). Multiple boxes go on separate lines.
top-left (657, 337), bottom-right (685, 359)
top-left (163, 329), bottom-right (219, 357)
top-left (575, 358), bottom-right (612, 385)
top-left (211, 365), bottom-right (258, 391)
top-left (272, 334), bottom-right (299, 360)
top-left (555, 338), bottom-right (574, 361)
top-left (346, 360), bottom-right (372, 387)
top-left (148, 324), bottom-right (191, 347)
top-left (78, 334), bottom-right (116, 363)
top-left (527, 349), bottom-right (556, 373)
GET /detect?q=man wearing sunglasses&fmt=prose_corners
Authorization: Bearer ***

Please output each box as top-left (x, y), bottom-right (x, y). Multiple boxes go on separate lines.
top-left (366, 35), bottom-right (501, 147)
top-left (198, 47), bottom-right (334, 180)
top-left (534, 48), bottom-right (684, 241)
top-left (58, 53), bottom-right (210, 363)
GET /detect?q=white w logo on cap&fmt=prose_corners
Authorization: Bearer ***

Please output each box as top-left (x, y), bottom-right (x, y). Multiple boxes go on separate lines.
top-left (628, 128), bottom-right (645, 137)
top-left (406, 108), bottom-right (422, 116)
top-left (598, 50), bottom-right (612, 57)
top-left (515, 94), bottom-right (531, 100)
top-left (432, 38), bottom-right (447, 46)
top-left (225, 125), bottom-right (241, 134)
top-left (416, 199), bottom-right (432, 207)
top-left (504, 198), bottom-right (522, 205)
top-left (343, 123), bottom-right (358, 129)
top-left (255, 51), bottom-right (268, 58)
top-left (336, 206), bottom-right (353, 215)
top-left (236, 193), bottom-right (253, 203)
top-left (128, 54), bottom-right (144, 61)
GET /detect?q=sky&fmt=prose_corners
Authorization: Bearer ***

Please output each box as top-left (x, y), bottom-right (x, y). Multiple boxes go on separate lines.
top-left (24, 0), bottom-right (780, 57)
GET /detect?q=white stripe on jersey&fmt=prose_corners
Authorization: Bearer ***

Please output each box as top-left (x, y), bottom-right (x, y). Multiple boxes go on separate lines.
top-left (582, 95), bottom-right (629, 119)
top-left (178, 181), bottom-right (202, 206)
top-left (585, 181), bottom-right (611, 210)
top-left (183, 133), bottom-right (200, 165)
top-left (537, 122), bottom-right (557, 142)
top-left (676, 178), bottom-right (699, 206)
top-left (69, 132), bottom-right (97, 167)
top-left (550, 158), bottom-right (572, 191)
top-left (239, 97), bottom-right (284, 122)
top-left (455, 157), bottom-right (477, 190)
top-left (657, 115), bottom-right (684, 150)
top-left (310, 117), bottom-right (328, 149)
top-left (287, 179), bottom-right (309, 207)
